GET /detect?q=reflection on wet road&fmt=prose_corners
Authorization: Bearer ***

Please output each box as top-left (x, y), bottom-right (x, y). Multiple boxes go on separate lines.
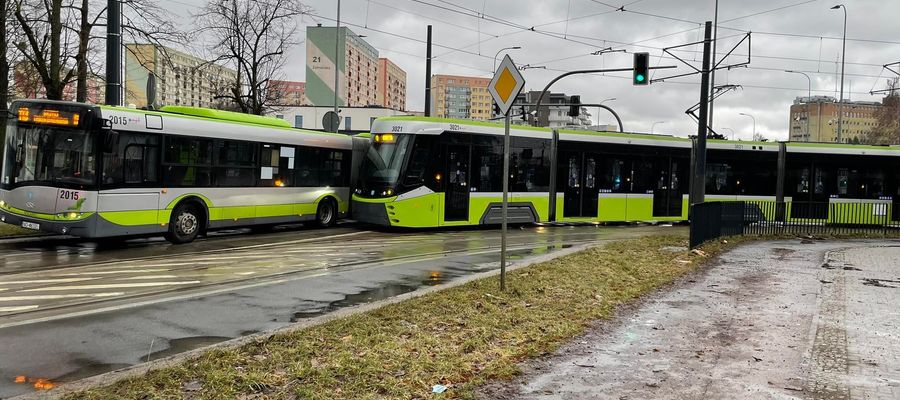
top-left (0, 224), bottom-right (682, 398)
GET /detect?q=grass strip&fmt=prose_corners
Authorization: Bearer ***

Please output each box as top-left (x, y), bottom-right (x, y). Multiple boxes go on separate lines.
top-left (68, 235), bottom-right (732, 400)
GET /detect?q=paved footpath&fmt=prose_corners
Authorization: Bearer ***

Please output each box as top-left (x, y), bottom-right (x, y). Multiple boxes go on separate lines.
top-left (481, 240), bottom-right (900, 400)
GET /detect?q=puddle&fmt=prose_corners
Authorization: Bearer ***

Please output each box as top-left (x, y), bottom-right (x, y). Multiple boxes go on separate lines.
top-left (54, 359), bottom-right (131, 383)
top-left (145, 336), bottom-right (231, 362)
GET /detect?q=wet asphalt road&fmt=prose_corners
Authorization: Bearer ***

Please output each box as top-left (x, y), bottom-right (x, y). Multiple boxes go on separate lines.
top-left (0, 223), bottom-right (680, 398)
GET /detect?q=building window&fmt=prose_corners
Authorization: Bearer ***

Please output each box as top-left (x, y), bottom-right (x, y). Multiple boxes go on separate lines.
top-left (344, 116), bottom-right (352, 132)
top-left (275, 114), bottom-right (284, 119)
top-left (294, 115), bottom-right (303, 128)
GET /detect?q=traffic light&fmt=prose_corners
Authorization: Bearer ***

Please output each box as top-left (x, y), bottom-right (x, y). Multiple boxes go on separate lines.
top-left (519, 105), bottom-right (527, 121)
top-left (568, 95), bottom-right (581, 117)
top-left (493, 102), bottom-right (501, 117)
top-left (633, 52), bottom-right (649, 86)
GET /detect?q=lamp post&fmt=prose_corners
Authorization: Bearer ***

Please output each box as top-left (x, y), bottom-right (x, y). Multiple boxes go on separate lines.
top-left (739, 113), bottom-right (756, 140)
top-left (722, 127), bottom-right (735, 141)
top-left (651, 121), bottom-right (667, 134)
top-left (831, 4), bottom-right (847, 143)
top-left (596, 97), bottom-right (615, 128)
top-left (786, 70), bottom-right (812, 140)
top-left (494, 46), bottom-right (521, 71)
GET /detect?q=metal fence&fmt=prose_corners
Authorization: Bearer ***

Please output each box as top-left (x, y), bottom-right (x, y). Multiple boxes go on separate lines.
top-left (689, 200), bottom-right (900, 248)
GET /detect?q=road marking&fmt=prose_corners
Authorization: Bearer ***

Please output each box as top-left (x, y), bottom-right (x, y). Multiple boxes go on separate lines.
top-left (0, 305), bottom-right (39, 312)
top-left (21, 281), bottom-right (201, 292)
top-left (61, 269), bottom-right (171, 276)
top-left (116, 275), bottom-right (180, 280)
top-left (0, 277), bottom-right (95, 285)
top-left (0, 292), bottom-right (124, 301)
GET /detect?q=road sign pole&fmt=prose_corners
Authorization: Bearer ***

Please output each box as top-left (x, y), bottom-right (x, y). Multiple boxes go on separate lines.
top-left (501, 110), bottom-right (510, 292)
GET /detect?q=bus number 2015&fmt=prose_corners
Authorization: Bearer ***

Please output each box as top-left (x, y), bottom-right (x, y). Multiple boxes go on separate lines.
top-left (59, 190), bottom-right (80, 201)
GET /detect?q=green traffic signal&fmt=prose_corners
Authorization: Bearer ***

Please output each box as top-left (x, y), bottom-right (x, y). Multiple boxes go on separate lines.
top-left (633, 52), bottom-right (649, 86)
top-left (636, 74), bottom-right (645, 83)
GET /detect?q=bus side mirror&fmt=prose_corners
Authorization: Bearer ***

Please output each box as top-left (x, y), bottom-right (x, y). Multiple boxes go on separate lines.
top-left (102, 130), bottom-right (120, 153)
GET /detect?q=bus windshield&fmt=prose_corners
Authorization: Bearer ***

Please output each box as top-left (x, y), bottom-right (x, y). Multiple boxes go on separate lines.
top-left (3, 119), bottom-right (97, 187)
top-left (358, 134), bottom-right (413, 196)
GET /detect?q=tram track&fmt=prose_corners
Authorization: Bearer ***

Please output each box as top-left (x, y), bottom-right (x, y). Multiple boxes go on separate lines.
top-left (0, 238), bottom-right (602, 329)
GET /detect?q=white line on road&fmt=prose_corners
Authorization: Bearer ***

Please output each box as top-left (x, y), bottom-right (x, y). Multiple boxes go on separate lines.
top-left (0, 277), bottom-right (95, 285)
top-left (21, 281), bottom-right (201, 292)
top-left (61, 269), bottom-right (171, 276)
top-left (0, 292), bottom-right (125, 301)
top-left (0, 305), bottom-right (39, 312)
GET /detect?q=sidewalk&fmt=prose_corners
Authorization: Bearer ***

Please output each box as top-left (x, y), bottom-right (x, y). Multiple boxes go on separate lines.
top-left (480, 239), bottom-right (900, 399)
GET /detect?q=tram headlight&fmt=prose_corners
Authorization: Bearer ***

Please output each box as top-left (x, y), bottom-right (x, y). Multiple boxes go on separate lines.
top-left (0, 200), bottom-right (5, 208)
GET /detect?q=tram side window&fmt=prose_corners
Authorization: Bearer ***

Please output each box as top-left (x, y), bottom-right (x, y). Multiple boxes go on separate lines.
top-left (510, 137), bottom-right (550, 192)
top-left (215, 140), bottom-right (258, 187)
top-left (102, 132), bottom-right (160, 187)
top-left (471, 144), bottom-right (502, 192)
top-left (630, 158), bottom-right (655, 193)
top-left (403, 137), bottom-right (433, 188)
top-left (706, 163), bottom-right (731, 195)
top-left (163, 136), bottom-right (213, 187)
top-left (600, 158), bottom-right (626, 193)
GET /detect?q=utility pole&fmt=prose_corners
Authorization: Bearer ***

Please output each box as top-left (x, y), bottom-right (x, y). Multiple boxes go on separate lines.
top-left (0, 0), bottom-right (8, 133)
top-left (424, 25), bottom-right (432, 117)
top-left (105, 0), bottom-right (122, 106)
top-left (689, 21), bottom-right (713, 208)
top-left (332, 0), bottom-right (341, 132)
top-left (707, 0), bottom-right (719, 137)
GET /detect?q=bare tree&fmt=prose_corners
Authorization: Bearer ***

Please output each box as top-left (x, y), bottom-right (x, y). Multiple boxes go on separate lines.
top-left (867, 78), bottom-right (900, 145)
top-left (12, 0), bottom-right (185, 103)
top-left (196, 0), bottom-right (308, 115)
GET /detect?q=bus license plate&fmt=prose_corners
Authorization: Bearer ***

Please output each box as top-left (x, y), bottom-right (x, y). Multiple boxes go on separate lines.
top-left (21, 221), bottom-right (40, 230)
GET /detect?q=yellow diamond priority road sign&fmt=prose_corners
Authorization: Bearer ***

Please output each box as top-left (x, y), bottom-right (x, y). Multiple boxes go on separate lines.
top-left (489, 54), bottom-right (525, 116)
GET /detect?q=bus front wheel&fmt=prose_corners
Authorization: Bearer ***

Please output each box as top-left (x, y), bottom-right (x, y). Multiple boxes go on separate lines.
top-left (316, 198), bottom-right (337, 228)
top-left (166, 203), bottom-right (202, 244)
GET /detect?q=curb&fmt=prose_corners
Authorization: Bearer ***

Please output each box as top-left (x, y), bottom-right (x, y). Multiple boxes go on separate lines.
top-left (11, 241), bottom-right (600, 400)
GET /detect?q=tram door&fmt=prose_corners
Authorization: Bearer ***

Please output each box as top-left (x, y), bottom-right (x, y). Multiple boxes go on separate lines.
top-left (653, 157), bottom-right (686, 217)
top-left (790, 164), bottom-right (829, 219)
top-left (444, 145), bottom-right (470, 221)
top-left (561, 151), bottom-right (599, 218)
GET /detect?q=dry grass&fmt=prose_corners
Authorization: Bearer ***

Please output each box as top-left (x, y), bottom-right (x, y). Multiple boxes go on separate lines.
top-left (68, 235), bottom-right (733, 400)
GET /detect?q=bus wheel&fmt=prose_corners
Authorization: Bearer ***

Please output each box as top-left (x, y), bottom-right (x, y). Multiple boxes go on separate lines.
top-left (316, 198), bottom-right (336, 227)
top-left (166, 203), bottom-right (202, 244)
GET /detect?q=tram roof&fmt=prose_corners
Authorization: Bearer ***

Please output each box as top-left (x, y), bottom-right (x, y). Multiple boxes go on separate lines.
top-left (372, 116), bottom-right (900, 156)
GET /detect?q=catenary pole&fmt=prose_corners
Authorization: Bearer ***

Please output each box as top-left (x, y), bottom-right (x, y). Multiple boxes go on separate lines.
top-left (690, 21), bottom-right (713, 208)
top-left (105, 0), bottom-right (122, 106)
top-left (425, 25), bottom-right (432, 117)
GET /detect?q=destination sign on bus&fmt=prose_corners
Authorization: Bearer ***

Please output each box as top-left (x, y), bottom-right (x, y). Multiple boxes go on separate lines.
top-left (17, 107), bottom-right (81, 127)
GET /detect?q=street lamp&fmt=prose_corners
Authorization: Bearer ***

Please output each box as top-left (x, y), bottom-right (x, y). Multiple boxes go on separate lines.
top-left (333, 0), bottom-right (342, 132)
top-left (722, 127), bottom-right (735, 141)
top-left (739, 113), bottom-right (756, 140)
top-left (785, 70), bottom-right (812, 140)
top-left (651, 121), bottom-right (667, 134)
top-left (831, 4), bottom-right (847, 143)
top-left (595, 98), bottom-right (616, 128)
top-left (494, 46), bottom-right (522, 71)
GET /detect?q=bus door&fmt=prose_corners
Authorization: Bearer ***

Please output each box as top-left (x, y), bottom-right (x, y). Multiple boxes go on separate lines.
top-left (444, 145), bottom-right (470, 221)
top-left (653, 157), bottom-right (685, 217)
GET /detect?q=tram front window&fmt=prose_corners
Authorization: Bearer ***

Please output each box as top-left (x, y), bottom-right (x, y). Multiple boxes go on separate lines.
top-left (6, 120), bottom-right (97, 187)
top-left (358, 134), bottom-right (413, 197)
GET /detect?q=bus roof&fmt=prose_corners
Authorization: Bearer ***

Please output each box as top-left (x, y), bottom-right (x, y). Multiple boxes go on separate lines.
top-left (99, 105), bottom-right (353, 150)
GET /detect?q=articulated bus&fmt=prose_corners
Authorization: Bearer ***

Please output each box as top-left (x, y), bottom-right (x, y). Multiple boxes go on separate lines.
top-left (1, 100), bottom-right (353, 243)
top-left (352, 117), bottom-right (900, 228)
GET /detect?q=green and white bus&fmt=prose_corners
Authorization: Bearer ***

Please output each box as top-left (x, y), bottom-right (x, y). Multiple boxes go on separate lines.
top-left (1, 100), bottom-right (353, 243)
top-left (352, 117), bottom-right (900, 228)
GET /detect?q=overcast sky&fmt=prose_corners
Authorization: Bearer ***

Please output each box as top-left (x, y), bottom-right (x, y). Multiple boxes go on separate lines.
top-left (161, 0), bottom-right (898, 140)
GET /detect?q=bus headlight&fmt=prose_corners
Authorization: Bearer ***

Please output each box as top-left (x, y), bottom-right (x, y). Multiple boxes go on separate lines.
top-left (57, 212), bottom-right (84, 220)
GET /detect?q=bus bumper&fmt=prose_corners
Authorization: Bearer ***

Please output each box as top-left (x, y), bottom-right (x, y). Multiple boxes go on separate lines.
top-left (0, 209), bottom-right (97, 237)
top-left (351, 199), bottom-right (391, 226)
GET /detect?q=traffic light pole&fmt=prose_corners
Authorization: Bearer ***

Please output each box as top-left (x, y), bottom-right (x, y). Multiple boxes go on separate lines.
top-left (500, 110), bottom-right (510, 291)
top-left (530, 66), bottom-right (676, 126)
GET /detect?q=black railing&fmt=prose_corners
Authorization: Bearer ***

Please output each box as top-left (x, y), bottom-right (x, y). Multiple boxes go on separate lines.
top-left (689, 200), bottom-right (900, 248)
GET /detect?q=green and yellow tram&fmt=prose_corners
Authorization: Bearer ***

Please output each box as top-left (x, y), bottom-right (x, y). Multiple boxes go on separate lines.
top-left (352, 117), bottom-right (900, 228)
top-left (1, 100), bottom-right (353, 243)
